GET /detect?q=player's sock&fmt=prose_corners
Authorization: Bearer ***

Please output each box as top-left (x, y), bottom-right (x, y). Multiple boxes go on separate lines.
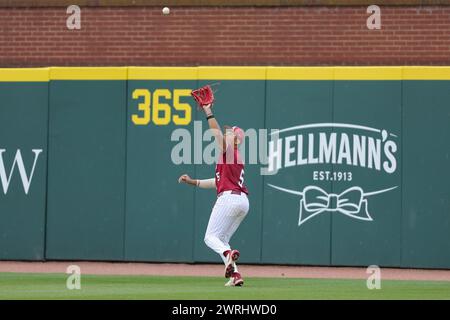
top-left (233, 263), bottom-right (238, 273)
top-left (223, 250), bottom-right (231, 258)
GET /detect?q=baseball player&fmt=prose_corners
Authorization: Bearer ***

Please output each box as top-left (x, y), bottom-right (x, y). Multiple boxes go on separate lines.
top-left (178, 100), bottom-right (249, 287)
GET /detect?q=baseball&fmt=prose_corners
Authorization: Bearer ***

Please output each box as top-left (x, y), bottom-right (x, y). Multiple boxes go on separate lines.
top-left (162, 7), bottom-right (170, 15)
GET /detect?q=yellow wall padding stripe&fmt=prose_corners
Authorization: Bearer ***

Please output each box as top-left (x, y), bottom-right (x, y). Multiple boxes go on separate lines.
top-left (0, 67), bottom-right (449, 81)
top-left (402, 67), bottom-right (450, 80)
top-left (334, 67), bottom-right (403, 80)
top-left (50, 67), bottom-right (128, 80)
top-left (198, 67), bottom-right (267, 80)
top-left (0, 68), bottom-right (49, 82)
top-left (267, 67), bottom-right (334, 80)
top-left (128, 67), bottom-right (198, 80)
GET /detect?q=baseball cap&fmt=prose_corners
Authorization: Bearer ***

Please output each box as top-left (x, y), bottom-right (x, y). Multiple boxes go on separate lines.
top-left (232, 126), bottom-right (245, 143)
top-left (224, 125), bottom-right (245, 144)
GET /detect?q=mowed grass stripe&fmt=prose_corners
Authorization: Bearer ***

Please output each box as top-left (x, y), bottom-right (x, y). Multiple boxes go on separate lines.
top-left (0, 273), bottom-right (449, 300)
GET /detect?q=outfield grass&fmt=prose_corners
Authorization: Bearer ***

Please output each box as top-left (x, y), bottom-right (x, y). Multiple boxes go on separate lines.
top-left (0, 272), bottom-right (449, 300)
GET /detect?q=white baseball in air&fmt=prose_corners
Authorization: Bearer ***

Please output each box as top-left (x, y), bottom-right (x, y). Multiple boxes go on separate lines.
top-left (162, 7), bottom-right (170, 15)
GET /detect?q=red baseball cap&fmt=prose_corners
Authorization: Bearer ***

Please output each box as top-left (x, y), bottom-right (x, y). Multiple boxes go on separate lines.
top-left (232, 126), bottom-right (245, 143)
top-left (225, 125), bottom-right (244, 144)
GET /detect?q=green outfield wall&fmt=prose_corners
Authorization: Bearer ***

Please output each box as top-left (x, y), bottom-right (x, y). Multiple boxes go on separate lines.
top-left (0, 67), bottom-right (449, 269)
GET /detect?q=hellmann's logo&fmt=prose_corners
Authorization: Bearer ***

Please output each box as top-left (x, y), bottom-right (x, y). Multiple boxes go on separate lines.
top-left (0, 149), bottom-right (43, 195)
top-left (265, 123), bottom-right (398, 226)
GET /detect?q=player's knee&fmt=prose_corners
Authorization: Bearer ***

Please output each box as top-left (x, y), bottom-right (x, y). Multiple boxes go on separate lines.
top-left (204, 234), bottom-right (216, 248)
top-left (204, 235), bottom-right (211, 247)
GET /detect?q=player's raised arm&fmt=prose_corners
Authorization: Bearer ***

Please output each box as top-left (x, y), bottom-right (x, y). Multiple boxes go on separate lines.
top-left (191, 85), bottom-right (226, 152)
top-left (202, 104), bottom-right (226, 152)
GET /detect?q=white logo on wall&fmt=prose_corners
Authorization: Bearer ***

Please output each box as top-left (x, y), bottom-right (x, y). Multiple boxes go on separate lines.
top-left (0, 149), bottom-right (43, 195)
top-left (265, 123), bottom-right (398, 226)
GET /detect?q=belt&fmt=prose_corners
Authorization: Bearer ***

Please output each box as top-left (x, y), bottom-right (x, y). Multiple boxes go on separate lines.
top-left (217, 190), bottom-right (242, 197)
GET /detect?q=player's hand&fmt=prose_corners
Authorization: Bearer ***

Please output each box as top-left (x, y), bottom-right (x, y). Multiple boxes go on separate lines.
top-left (203, 104), bottom-right (212, 115)
top-left (178, 174), bottom-right (191, 184)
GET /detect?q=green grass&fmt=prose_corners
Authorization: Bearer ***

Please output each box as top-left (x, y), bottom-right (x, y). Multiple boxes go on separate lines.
top-left (0, 272), bottom-right (449, 300)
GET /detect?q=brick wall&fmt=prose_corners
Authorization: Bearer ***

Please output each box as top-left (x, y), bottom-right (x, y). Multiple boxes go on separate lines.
top-left (1, 6), bottom-right (449, 66)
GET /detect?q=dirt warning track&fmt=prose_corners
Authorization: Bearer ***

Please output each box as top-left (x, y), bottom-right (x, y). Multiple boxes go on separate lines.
top-left (0, 261), bottom-right (449, 281)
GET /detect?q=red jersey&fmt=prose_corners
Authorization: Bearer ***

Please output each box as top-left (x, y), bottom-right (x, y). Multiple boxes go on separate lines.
top-left (215, 145), bottom-right (248, 195)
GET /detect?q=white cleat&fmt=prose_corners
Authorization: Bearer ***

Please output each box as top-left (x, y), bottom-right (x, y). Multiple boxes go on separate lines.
top-left (224, 277), bottom-right (234, 287)
top-left (224, 273), bottom-right (244, 287)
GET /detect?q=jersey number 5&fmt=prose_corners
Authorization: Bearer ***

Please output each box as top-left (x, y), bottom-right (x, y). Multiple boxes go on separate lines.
top-left (238, 169), bottom-right (245, 187)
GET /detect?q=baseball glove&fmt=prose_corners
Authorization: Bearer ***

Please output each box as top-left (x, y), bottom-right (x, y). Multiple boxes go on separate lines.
top-left (191, 85), bottom-right (215, 108)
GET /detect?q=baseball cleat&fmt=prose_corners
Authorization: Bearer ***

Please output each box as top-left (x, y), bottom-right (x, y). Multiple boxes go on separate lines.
top-left (224, 277), bottom-right (234, 287)
top-left (224, 273), bottom-right (244, 287)
top-left (233, 272), bottom-right (244, 286)
top-left (224, 249), bottom-right (240, 278)
top-left (225, 263), bottom-right (234, 278)
top-left (230, 249), bottom-right (240, 261)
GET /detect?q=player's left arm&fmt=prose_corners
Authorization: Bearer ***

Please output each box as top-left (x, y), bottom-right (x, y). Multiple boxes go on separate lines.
top-left (202, 104), bottom-right (226, 152)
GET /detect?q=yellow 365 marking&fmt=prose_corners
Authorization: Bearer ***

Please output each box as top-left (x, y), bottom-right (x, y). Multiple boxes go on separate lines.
top-left (153, 89), bottom-right (172, 125)
top-left (131, 89), bottom-right (151, 125)
top-left (131, 89), bottom-right (192, 126)
top-left (173, 89), bottom-right (192, 125)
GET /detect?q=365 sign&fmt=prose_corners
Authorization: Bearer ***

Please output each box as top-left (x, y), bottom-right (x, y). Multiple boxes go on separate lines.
top-left (0, 149), bottom-right (43, 195)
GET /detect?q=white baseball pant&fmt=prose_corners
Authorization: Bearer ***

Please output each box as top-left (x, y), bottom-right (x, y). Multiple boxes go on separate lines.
top-left (204, 192), bottom-right (249, 268)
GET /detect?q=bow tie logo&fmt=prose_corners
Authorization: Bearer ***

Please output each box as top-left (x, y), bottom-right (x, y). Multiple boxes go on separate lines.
top-left (300, 186), bottom-right (371, 226)
top-left (268, 184), bottom-right (398, 227)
